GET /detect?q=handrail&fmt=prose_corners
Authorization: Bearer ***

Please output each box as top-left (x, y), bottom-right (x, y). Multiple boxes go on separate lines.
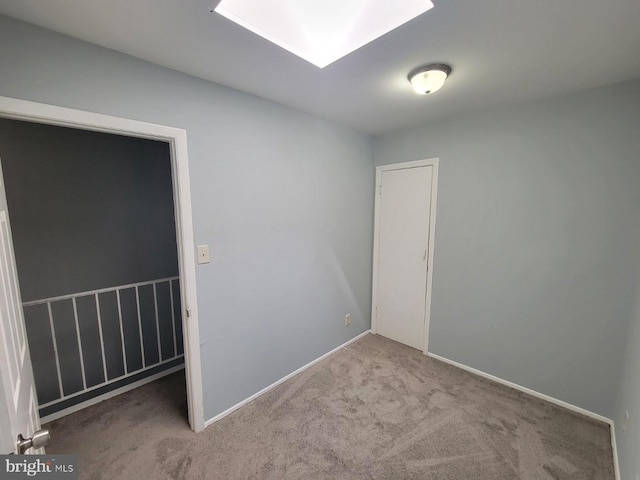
top-left (22, 276), bottom-right (179, 307)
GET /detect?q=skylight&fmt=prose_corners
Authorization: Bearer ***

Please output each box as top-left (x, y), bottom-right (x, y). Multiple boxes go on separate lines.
top-left (215, 0), bottom-right (434, 68)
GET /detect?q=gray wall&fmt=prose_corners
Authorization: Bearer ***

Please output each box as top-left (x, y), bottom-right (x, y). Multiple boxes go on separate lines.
top-left (0, 15), bottom-right (374, 420)
top-left (0, 119), bottom-right (178, 301)
top-left (614, 226), bottom-right (640, 480)
top-left (374, 80), bottom-right (640, 419)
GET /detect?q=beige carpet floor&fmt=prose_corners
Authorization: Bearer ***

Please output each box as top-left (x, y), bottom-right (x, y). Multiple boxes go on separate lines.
top-left (45, 333), bottom-right (615, 479)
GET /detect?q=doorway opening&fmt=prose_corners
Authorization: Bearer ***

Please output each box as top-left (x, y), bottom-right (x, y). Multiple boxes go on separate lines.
top-left (0, 96), bottom-right (204, 438)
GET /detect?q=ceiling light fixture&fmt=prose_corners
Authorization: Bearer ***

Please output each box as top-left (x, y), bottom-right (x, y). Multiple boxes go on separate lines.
top-left (215, 0), bottom-right (434, 68)
top-left (408, 64), bottom-right (452, 95)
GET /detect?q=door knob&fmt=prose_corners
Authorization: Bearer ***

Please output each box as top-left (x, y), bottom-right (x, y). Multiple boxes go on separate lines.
top-left (17, 429), bottom-right (50, 454)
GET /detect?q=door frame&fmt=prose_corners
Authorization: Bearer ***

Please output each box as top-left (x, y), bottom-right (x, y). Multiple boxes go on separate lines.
top-left (371, 158), bottom-right (439, 354)
top-left (0, 96), bottom-right (205, 433)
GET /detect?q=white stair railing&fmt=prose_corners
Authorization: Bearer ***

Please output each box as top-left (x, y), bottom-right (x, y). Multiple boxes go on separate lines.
top-left (22, 276), bottom-right (183, 410)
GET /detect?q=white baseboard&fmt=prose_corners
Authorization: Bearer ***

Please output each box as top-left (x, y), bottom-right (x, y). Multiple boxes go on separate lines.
top-left (205, 330), bottom-right (371, 428)
top-left (426, 352), bottom-right (620, 479)
top-left (40, 365), bottom-right (185, 424)
top-left (427, 352), bottom-right (611, 423)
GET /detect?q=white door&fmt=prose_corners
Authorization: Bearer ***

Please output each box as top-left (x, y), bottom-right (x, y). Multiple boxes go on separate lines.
top-left (0, 158), bottom-right (42, 454)
top-left (374, 163), bottom-right (434, 350)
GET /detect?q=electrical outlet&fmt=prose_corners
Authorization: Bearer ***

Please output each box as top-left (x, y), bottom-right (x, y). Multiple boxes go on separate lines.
top-left (623, 410), bottom-right (630, 432)
top-left (345, 314), bottom-right (351, 326)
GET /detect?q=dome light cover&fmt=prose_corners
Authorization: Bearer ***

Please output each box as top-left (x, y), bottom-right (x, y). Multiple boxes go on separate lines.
top-left (408, 64), bottom-right (452, 95)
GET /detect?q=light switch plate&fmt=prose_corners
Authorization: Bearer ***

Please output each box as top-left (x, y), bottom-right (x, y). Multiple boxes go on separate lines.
top-left (197, 245), bottom-right (210, 264)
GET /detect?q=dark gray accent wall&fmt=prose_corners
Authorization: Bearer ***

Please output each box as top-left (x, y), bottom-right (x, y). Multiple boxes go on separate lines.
top-left (0, 118), bottom-right (178, 302)
top-left (374, 80), bottom-right (640, 420)
top-left (0, 117), bottom-right (184, 416)
top-left (0, 15), bottom-right (374, 422)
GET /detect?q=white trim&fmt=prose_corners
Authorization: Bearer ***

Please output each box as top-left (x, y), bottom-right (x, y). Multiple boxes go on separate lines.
top-left (610, 423), bottom-right (621, 480)
top-left (0, 96), bottom-right (205, 432)
top-left (168, 119), bottom-right (205, 432)
top-left (204, 330), bottom-right (371, 428)
top-left (40, 365), bottom-right (185, 424)
top-left (427, 352), bottom-right (612, 424)
top-left (371, 169), bottom-right (380, 336)
top-left (371, 158), bottom-right (439, 353)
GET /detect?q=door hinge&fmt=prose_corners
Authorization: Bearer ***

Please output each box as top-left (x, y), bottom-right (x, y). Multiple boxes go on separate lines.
top-left (186, 307), bottom-right (192, 318)
top-left (378, 184), bottom-right (382, 195)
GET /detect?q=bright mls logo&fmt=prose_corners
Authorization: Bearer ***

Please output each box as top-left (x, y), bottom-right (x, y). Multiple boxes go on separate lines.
top-left (0, 455), bottom-right (78, 480)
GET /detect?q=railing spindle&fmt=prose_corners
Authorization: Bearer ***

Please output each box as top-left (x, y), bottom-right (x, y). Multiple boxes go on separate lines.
top-left (116, 289), bottom-right (128, 375)
top-left (169, 280), bottom-right (177, 357)
top-left (94, 293), bottom-right (108, 382)
top-left (135, 286), bottom-right (146, 368)
top-left (71, 297), bottom-right (87, 389)
top-left (153, 282), bottom-right (162, 362)
top-left (47, 302), bottom-right (64, 399)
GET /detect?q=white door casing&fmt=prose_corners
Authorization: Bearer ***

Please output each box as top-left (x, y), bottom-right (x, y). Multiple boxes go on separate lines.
top-left (0, 96), bottom-right (205, 433)
top-left (372, 159), bottom-right (439, 352)
top-left (0, 159), bottom-right (41, 454)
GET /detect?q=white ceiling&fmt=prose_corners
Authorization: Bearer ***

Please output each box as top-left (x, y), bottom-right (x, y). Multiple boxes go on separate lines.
top-left (1, 0), bottom-right (639, 135)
